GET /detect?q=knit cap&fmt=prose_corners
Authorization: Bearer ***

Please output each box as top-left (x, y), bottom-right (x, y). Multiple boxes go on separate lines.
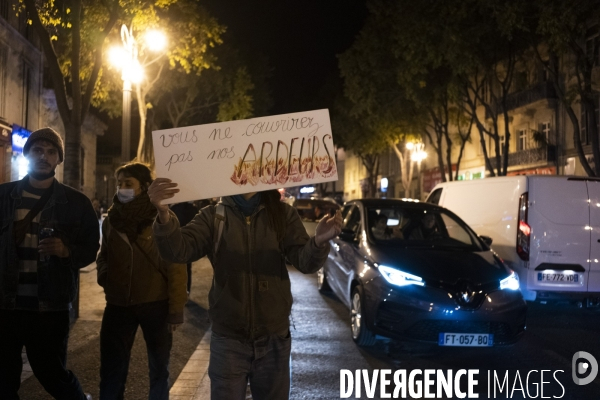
top-left (23, 127), bottom-right (65, 161)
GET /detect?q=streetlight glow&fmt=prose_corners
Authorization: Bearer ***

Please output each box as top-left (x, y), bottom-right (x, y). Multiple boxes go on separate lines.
top-left (109, 46), bottom-right (127, 69)
top-left (144, 30), bottom-right (167, 52)
top-left (408, 141), bottom-right (427, 162)
top-left (123, 59), bottom-right (144, 84)
top-left (111, 24), bottom-right (166, 162)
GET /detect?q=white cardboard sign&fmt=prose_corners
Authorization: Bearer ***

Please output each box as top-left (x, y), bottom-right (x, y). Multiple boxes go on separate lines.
top-left (152, 109), bottom-right (338, 204)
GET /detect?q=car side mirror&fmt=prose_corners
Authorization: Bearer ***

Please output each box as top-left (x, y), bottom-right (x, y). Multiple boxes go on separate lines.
top-left (480, 235), bottom-right (493, 247)
top-left (338, 228), bottom-right (357, 242)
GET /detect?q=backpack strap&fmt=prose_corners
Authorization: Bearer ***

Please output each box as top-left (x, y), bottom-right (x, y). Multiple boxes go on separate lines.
top-left (213, 204), bottom-right (225, 256)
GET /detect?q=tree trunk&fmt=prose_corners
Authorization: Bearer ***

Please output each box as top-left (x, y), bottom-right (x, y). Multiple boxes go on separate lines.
top-left (62, 123), bottom-right (82, 190)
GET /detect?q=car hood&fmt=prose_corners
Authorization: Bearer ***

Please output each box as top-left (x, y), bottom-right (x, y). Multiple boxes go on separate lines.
top-left (369, 245), bottom-right (508, 285)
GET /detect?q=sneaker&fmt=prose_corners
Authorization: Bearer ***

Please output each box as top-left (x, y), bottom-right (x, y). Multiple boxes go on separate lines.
top-left (85, 394), bottom-right (93, 400)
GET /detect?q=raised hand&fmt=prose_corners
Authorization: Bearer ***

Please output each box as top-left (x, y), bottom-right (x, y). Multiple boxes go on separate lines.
top-left (147, 178), bottom-right (180, 223)
top-left (315, 209), bottom-right (343, 247)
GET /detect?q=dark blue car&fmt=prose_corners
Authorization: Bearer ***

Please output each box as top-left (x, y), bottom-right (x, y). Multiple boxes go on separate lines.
top-left (318, 199), bottom-right (527, 347)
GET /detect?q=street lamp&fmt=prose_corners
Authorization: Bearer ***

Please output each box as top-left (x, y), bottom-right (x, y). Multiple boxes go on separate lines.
top-left (110, 25), bottom-right (165, 163)
top-left (408, 141), bottom-right (427, 163)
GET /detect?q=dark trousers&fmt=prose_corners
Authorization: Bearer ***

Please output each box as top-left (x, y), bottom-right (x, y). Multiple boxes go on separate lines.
top-left (208, 330), bottom-right (292, 400)
top-left (0, 309), bottom-right (87, 400)
top-left (99, 301), bottom-right (172, 400)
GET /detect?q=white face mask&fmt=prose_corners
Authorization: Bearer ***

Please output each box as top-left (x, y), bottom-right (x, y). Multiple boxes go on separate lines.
top-left (117, 188), bottom-right (136, 204)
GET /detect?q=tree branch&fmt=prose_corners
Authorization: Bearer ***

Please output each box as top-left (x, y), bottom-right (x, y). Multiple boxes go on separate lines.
top-left (24, 0), bottom-right (71, 126)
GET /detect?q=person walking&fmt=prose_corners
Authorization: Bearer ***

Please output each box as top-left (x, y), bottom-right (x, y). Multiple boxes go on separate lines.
top-left (147, 178), bottom-right (342, 400)
top-left (96, 163), bottom-right (187, 400)
top-left (0, 128), bottom-right (99, 400)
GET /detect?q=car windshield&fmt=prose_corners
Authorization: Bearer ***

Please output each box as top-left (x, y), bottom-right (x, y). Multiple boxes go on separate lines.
top-left (366, 206), bottom-right (483, 251)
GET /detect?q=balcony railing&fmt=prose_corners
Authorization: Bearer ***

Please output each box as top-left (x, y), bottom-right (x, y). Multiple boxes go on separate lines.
top-left (507, 146), bottom-right (556, 167)
top-left (486, 81), bottom-right (557, 118)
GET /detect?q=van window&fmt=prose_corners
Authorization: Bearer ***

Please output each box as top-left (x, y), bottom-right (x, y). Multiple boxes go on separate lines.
top-left (427, 188), bottom-right (442, 205)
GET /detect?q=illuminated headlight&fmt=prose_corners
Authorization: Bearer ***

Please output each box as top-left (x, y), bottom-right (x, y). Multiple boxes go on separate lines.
top-left (500, 271), bottom-right (520, 291)
top-left (378, 265), bottom-right (424, 287)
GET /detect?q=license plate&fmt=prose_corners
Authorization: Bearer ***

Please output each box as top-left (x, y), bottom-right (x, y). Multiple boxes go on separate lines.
top-left (438, 333), bottom-right (493, 347)
top-left (537, 272), bottom-right (579, 283)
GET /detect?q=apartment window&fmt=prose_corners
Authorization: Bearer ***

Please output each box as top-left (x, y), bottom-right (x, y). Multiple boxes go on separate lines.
top-left (541, 122), bottom-right (551, 144)
top-left (517, 129), bottom-right (528, 151)
top-left (480, 82), bottom-right (488, 104)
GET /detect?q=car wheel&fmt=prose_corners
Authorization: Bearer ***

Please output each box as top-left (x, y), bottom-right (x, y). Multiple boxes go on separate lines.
top-left (351, 286), bottom-right (376, 346)
top-left (317, 267), bottom-right (331, 293)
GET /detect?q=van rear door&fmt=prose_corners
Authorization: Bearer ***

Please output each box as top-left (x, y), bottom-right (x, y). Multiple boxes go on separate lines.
top-left (528, 177), bottom-right (589, 293)
top-left (584, 179), bottom-right (600, 292)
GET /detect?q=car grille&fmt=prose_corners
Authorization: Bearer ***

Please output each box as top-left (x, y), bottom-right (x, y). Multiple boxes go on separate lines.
top-left (375, 305), bottom-right (517, 343)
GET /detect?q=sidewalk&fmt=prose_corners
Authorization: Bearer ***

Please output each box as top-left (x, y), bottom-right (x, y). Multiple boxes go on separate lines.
top-left (78, 261), bottom-right (214, 399)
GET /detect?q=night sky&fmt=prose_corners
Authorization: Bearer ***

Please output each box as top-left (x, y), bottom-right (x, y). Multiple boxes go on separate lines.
top-left (98, 0), bottom-right (367, 153)
top-left (201, 0), bottom-right (368, 114)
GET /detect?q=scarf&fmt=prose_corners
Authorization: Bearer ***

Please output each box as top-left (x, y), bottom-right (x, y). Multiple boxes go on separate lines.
top-left (107, 191), bottom-right (157, 243)
top-left (231, 193), bottom-right (262, 216)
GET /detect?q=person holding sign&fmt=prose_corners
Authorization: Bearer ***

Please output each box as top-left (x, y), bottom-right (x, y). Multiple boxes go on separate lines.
top-left (148, 178), bottom-right (342, 400)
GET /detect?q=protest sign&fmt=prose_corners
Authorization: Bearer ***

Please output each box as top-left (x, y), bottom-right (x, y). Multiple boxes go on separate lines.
top-left (152, 109), bottom-right (338, 204)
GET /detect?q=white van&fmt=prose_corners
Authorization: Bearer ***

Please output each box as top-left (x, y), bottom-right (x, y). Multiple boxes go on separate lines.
top-left (427, 176), bottom-right (600, 306)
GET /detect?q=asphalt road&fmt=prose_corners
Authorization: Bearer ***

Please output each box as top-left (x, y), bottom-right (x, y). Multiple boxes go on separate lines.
top-left (17, 260), bottom-right (213, 400)
top-left (15, 238), bottom-right (600, 399)
top-left (289, 266), bottom-right (600, 399)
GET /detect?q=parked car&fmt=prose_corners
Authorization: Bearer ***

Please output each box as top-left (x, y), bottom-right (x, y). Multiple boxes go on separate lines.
top-left (427, 176), bottom-right (600, 307)
top-left (319, 199), bottom-right (527, 347)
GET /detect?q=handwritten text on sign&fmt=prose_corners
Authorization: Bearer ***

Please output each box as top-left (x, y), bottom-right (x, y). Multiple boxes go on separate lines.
top-left (152, 109), bottom-right (337, 203)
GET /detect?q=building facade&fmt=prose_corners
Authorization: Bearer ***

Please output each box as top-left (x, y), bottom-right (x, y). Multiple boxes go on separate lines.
top-left (342, 46), bottom-right (597, 201)
top-left (0, 2), bottom-right (43, 183)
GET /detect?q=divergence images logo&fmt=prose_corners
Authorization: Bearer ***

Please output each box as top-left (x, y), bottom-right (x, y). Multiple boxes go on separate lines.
top-left (572, 351), bottom-right (598, 386)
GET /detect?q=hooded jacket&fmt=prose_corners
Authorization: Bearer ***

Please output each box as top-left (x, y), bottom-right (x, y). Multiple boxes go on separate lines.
top-left (97, 218), bottom-right (187, 324)
top-left (153, 196), bottom-right (329, 340)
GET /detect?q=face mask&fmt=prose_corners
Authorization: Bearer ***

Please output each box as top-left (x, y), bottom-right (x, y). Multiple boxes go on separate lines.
top-left (117, 188), bottom-right (136, 204)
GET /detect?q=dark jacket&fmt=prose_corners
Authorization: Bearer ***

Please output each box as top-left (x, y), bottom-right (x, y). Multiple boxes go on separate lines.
top-left (97, 219), bottom-right (188, 324)
top-left (153, 196), bottom-right (329, 340)
top-left (0, 177), bottom-right (100, 311)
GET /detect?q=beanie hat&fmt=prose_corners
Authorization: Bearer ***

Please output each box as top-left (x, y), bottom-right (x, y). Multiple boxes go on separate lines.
top-left (23, 128), bottom-right (65, 162)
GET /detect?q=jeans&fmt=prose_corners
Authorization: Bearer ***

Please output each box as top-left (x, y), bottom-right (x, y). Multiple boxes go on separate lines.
top-left (99, 300), bottom-right (172, 400)
top-left (0, 309), bottom-right (87, 400)
top-left (208, 330), bottom-right (292, 400)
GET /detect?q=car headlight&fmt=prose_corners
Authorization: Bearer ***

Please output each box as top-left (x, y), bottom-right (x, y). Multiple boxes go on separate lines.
top-left (378, 265), bottom-right (424, 287)
top-left (499, 271), bottom-right (520, 291)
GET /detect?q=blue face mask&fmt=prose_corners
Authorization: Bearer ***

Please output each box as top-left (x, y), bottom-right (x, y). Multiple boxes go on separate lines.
top-left (117, 188), bottom-right (136, 204)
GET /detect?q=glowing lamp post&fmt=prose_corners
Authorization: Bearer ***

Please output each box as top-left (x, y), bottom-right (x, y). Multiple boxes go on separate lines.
top-left (110, 25), bottom-right (165, 163)
top-left (407, 141), bottom-right (427, 164)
